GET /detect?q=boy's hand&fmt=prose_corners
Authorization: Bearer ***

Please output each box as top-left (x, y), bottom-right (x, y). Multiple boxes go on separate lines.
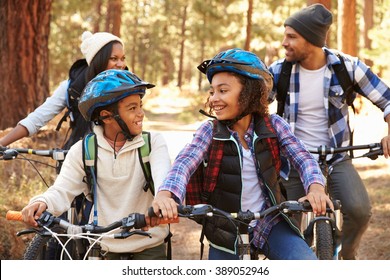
top-left (21, 202), bottom-right (47, 227)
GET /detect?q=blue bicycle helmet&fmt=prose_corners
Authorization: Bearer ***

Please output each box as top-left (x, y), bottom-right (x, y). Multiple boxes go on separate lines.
top-left (197, 48), bottom-right (273, 91)
top-left (79, 69), bottom-right (154, 122)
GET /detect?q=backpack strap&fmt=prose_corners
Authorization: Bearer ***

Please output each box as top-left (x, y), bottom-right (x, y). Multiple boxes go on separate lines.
top-left (276, 60), bottom-right (293, 117)
top-left (333, 53), bottom-right (356, 150)
top-left (138, 131), bottom-right (154, 195)
top-left (137, 131), bottom-right (173, 259)
top-left (82, 132), bottom-right (98, 225)
top-left (276, 55), bottom-right (356, 116)
top-left (333, 53), bottom-right (356, 110)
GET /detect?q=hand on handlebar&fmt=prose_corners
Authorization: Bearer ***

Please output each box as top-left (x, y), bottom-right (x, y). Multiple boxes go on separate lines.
top-left (21, 201), bottom-right (48, 227)
top-left (299, 183), bottom-right (334, 215)
top-left (149, 190), bottom-right (178, 226)
top-left (381, 135), bottom-right (390, 159)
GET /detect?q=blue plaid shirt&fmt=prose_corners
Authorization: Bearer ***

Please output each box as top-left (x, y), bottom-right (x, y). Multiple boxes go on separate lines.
top-left (269, 48), bottom-right (390, 163)
top-left (158, 114), bottom-right (324, 248)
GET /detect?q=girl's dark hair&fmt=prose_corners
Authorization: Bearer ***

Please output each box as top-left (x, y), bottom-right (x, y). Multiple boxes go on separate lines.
top-left (86, 40), bottom-right (122, 82)
top-left (205, 72), bottom-right (269, 118)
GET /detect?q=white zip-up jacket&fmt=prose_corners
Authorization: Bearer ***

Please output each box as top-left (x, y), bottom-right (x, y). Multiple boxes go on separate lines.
top-left (29, 125), bottom-right (171, 253)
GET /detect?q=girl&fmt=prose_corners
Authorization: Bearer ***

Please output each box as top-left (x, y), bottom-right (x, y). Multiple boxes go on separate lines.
top-left (152, 48), bottom-right (333, 260)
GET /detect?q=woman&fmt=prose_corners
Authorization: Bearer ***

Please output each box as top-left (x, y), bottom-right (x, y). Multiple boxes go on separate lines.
top-left (0, 31), bottom-right (126, 150)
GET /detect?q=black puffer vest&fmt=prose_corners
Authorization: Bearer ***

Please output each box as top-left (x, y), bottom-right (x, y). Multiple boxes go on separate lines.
top-left (203, 115), bottom-right (297, 253)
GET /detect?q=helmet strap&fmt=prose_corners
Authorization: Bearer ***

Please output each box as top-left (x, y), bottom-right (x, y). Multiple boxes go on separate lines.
top-left (199, 109), bottom-right (247, 127)
top-left (219, 112), bottom-right (247, 127)
top-left (113, 114), bottom-right (136, 141)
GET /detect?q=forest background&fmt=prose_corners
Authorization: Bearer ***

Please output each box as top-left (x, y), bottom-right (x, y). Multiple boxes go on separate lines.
top-left (0, 0), bottom-right (390, 260)
top-left (1, 0), bottom-right (390, 126)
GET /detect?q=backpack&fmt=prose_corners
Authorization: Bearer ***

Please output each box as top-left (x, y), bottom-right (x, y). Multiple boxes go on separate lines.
top-left (56, 59), bottom-right (91, 150)
top-left (81, 131), bottom-right (173, 259)
top-left (276, 53), bottom-right (356, 117)
top-left (82, 131), bottom-right (154, 204)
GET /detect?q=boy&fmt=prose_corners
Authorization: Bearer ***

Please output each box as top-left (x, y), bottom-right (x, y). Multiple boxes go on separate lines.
top-left (22, 69), bottom-right (171, 260)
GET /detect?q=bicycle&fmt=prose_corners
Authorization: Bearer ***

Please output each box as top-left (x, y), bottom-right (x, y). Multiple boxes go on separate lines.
top-left (0, 146), bottom-right (88, 260)
top-left (6, 209), bottom-right (174, 260)
top-left (149, 200), bottom-right (338, 260)
top-left (302, 142), bottom-right (384, 260)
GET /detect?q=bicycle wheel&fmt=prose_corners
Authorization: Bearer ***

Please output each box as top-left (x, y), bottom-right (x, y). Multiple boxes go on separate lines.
top-left (315, 220), bottom-right (334, 260)
top-left (24, 234), bottom-right (82, 260)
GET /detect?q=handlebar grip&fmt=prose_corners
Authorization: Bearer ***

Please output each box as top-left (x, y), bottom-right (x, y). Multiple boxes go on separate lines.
top-left (6, 210), bottom-right (23, 221)
top-left (147, 207), bottom-right (179, 224)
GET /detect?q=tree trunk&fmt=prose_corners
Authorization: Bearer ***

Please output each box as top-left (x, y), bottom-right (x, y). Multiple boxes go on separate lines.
top-left (363, 0), bottom-right (374, 67)
top-left (307, 0), bottom-right (331, 7)
top-left (177, 4), bottom-right (188, 88)
top-left (338, 0), bottom-right (357, 56)
top-left (0, 0), bottom-right (52, 129)
top-left (244, 0), bottom-right (253, 51)
top-left (106, 0), bottom-right (122, 36)
top-left (93, 0), bottom-right (103, 33)
top-left (130, 1), bottom-right (139, 73)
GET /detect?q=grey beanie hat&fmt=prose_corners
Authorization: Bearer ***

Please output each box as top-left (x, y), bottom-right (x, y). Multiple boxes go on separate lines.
top-left (284, 4), bottom-right (333, 47)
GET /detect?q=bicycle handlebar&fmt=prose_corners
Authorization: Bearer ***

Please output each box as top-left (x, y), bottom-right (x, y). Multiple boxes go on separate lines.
top-left (6, 209), bottom-right (178, 239)
top-left (149, 200), bottom-right (341, 224)
top-left (0, 147), bottom-right (68, 161)
top-left (308, 143), bottom-right (383, 160)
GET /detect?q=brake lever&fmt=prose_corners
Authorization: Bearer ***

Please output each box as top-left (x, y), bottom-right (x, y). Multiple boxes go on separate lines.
top-left (1, 149), bottom-right (19, 160)
top-left (115, 230), bottom-right (152, 239)
top-left (16, 228), bottom-right (40, 236)
top-left (180, 204), bottom-right (214, 217)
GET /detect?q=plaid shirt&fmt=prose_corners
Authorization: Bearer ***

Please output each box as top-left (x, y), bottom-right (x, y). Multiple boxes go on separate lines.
top-left (158, 114), bottom-right (324, 249)
top-left (269, 48), bottom-right (390, 163)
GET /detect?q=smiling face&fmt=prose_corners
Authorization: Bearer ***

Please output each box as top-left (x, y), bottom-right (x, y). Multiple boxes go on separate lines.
top-left (282, 26), bottom-right (314, 63)
top-left (100, 94), bottom-right (144, 141)
top-left (105, 42), bottom-right (126, 70)
top-left (208, 72), bottom-right (243, 121)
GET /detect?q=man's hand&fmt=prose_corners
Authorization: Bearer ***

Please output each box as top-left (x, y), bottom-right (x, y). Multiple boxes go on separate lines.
top-left (381, 135), bottom-right (390, 159)
top-left (382, 114), bottom-right (390, 158)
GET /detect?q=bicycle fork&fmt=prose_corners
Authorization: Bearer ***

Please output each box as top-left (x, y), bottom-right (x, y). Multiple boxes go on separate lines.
top-left (302, 208), bottom-right (342, 260)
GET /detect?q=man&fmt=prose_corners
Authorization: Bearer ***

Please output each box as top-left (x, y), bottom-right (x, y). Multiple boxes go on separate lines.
top-left (268, 4), bottom-right (390, 259)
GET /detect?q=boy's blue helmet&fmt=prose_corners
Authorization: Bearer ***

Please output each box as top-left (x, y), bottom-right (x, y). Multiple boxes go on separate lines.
top-left (79, 69), bottom-right (154, 121)
top-left (197, 48), bottom-right (273, 91)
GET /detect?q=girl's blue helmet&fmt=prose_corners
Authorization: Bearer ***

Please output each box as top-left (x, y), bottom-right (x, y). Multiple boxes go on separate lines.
top-left (197, 48), bottom-right (273, 91)
top-left (79, 69), bottom-right (154, 121)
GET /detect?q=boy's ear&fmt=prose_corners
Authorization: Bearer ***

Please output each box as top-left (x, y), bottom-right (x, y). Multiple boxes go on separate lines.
top-left (99, 110), bottom-right (114, 124)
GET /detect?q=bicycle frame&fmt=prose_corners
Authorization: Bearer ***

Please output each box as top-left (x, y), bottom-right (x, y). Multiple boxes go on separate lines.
top-left (6, 210), bottom-right (175, 260)
top-left (304, 143), bottom-right (383, 260)
top-left (172, 201), bottom-right (336, 260)
top-left (0, 147), bottom-right (86, 259)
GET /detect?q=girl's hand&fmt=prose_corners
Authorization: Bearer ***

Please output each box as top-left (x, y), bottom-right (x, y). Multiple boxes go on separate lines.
top-left (149, 190), bottom-right (178, 226)
top-left (299, 184), bottom-right (334, 215)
